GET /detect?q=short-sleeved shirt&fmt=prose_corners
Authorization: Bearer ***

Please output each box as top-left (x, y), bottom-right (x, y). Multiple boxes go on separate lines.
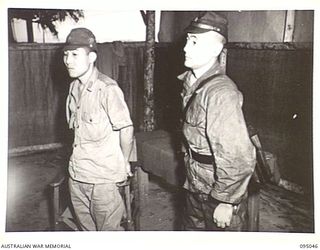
top-left (178, 62), bottom-right (256, 204)
top-left (66, 67), bottom-right (133, 184)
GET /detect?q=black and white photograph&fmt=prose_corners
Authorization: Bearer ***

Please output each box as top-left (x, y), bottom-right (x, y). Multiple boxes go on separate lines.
top-left (1, 0), bottom-right (319, 249)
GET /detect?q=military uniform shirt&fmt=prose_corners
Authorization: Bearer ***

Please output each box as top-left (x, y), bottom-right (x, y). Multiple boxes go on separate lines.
top-left (66, 67), bottom-right (133, 184)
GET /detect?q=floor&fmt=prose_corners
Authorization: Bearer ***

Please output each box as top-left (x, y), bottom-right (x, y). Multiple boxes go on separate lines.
top-left (5, 148), bottom-right (314, 232)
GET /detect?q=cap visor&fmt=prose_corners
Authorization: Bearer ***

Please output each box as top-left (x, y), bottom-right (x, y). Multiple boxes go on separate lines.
top-left (63, 44), bottom-right (82, 51)
top-left (62, 44), bottom-right (96, 51)
top-left (185, 25), bottom-right (212, 34)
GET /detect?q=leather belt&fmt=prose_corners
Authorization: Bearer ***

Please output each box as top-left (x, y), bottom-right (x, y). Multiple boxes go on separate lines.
top-left (188, 148), bottom-right (214, 165)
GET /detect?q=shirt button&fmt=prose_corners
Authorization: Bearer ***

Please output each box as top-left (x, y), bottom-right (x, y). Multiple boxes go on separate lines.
top-left (89, 119), bottom-right (92, 122)
top-left (77, 125), bottom-right (79, 128)
top-left (77, 106), bottom-right (80, 109)
top-left (74, 144), bottom-right (77, 147)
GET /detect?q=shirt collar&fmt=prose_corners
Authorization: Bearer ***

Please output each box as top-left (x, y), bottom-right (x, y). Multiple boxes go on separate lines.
top-left (79, 67), bottom-right (99, 92)
top-left (178, 61), bottom-right (224, 94)
top-left (195, 61), bottom-right (223, 84)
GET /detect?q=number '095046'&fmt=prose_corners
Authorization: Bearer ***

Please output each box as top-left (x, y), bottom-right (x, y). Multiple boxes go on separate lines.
top-left (300, 244), bottom-right (318, 248)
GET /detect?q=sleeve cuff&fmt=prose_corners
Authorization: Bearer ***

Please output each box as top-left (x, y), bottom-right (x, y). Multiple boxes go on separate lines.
top-left (209, 189), bottom-right (241, 205)
top-left (112, 122), bottom-right (133, 131)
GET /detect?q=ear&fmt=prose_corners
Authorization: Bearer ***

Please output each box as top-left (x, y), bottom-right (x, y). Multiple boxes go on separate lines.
top-left (212, 42), bottom-right (224, 57)
top-left (88, 51), bottom-right (97, 64)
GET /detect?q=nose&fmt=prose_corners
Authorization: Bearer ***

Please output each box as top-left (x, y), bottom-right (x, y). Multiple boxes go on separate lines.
top-left (183, 40), bottom-right (191, 54)
top-left (64, 53), bottom-right (71, 66)
top-left (183, 42), bottom-right (188, 53)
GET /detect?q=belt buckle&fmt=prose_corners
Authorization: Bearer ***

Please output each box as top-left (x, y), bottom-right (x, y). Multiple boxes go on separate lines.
top-left (232, 205), bottom-right (239, 215)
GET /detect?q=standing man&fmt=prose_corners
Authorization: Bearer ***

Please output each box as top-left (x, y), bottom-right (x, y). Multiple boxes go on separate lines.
top-left (63, 28), bottom-right (134, 231)
top-left (179, 12), bottom-right (256, 231)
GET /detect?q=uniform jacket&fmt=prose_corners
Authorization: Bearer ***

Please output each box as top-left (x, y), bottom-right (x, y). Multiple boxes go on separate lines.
top-left (178, 62), bottom-right (256, 204)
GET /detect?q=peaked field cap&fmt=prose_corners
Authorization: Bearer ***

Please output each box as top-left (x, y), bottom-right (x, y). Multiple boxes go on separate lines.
top-left (185, 12), bottom-right (228, 40)
top-left (63, 28), bottom-right (97, 52)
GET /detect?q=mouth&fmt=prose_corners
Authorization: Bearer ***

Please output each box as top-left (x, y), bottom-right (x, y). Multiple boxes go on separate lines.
top-left (66, 68), bottom-right (76, 73)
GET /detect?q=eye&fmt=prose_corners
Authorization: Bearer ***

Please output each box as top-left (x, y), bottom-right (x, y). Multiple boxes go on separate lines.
top-left (187, 36), bottom-right (197, 45)
top-left (188, 39), bottom-right (197, 46)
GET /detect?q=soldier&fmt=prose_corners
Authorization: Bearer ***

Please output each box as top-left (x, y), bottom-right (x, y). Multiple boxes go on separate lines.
top-left (63, 28), bottom-right (134, 230)
top-left (179, 12), bottom-right (256, 230)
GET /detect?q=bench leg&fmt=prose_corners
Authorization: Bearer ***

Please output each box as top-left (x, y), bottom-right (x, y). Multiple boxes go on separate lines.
top-left (137, 166), bottom-right (149, 205)
top-left (248, 191), bottom-right (260, 231)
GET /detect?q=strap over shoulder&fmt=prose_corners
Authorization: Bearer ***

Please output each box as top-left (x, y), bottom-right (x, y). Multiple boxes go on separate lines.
top-left (183, 74), bottom-right (222, 117)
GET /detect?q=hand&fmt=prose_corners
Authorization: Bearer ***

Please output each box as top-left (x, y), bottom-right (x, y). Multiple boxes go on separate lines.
top-left (212, 203), bottom-right (233, 228)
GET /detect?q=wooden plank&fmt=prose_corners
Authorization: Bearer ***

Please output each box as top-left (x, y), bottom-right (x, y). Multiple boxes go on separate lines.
top-left (226, 42), bottom-right (311, 50)
top-left (132, 167), bottom-right (141, 230)
top-left (283, 10), bottom-right (295, 42)
top-left (9, 143), bottom-right (64, 157)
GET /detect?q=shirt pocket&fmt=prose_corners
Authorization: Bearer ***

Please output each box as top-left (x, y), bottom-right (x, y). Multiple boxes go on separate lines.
top-left (185, 103), bottom-right (204, 127)
top-left (82, 112), bottom-right (101, 124)
top-left (81, 112), bottom-right (104, 141)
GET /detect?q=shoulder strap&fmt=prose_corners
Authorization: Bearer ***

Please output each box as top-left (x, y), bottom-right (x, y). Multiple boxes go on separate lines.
top-left (183, 74), bottom-right (222, 117)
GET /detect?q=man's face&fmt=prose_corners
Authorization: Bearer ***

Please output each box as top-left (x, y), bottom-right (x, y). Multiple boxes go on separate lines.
top-left (183, 32), bottom-right (223, 70)
top-left (63, 47), bottom-right (91, 79)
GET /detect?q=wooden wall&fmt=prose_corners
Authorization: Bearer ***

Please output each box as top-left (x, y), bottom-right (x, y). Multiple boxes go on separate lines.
top-left (8, 44), bottom-right (69, 149)
top-left (226, 44), bottom-right (313, 194)
top-left (8, 42), bottom-right (145, 150)
top-left (158, 10), bottom-right (314, 43)
top-left (293, 10), bottom-right (314, 42)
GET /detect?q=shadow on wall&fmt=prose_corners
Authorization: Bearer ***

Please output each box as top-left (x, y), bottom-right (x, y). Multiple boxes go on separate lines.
top-left (154, 38), bottom-right (186, 132)
top-left (50, 48), bottom-right (74, 149)
top-left (226, 47), bottom-right (313, 197)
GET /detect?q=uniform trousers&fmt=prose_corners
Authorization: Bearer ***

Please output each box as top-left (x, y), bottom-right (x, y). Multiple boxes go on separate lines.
top-left (69, 178), bottom-right (125, 231)
top-left (183, 190), bottom-right (248, 231)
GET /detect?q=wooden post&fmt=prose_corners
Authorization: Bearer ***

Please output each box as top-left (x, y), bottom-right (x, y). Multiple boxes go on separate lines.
top-left (138, 11), bottom-right (156, 210)
top-left (26, 18), bottom-right (34, 43)
top-left (248, 182), bottom-right (260, 231)
top-left (143, 10), bottom-right (156, 132)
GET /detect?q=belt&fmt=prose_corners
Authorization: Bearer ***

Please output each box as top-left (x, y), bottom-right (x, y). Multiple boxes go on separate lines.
top-left (188, 148), bottom-right (214, 165)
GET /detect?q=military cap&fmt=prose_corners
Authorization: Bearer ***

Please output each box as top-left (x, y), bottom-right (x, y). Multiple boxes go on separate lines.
top-left (63, 28), bottom-right (97, 52)
top-left (185, 12), bottom-right (228, 40)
